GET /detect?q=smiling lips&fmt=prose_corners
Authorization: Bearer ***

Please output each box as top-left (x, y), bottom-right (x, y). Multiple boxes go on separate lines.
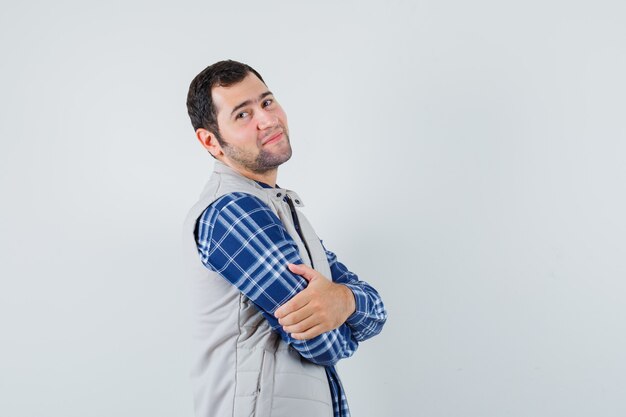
top-left (261, 130), bottom-right (284, 146)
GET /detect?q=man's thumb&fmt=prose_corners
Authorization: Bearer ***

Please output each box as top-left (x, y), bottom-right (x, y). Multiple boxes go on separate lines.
top-left (287, 263), bottom-right (316, 282)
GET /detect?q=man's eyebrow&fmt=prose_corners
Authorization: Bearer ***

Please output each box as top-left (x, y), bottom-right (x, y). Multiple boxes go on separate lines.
top-left (230, 91), bottom-right (273, 117)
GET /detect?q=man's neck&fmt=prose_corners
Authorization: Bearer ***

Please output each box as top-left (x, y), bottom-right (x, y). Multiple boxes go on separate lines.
top-left (221, 160), bottom-right (278, 188)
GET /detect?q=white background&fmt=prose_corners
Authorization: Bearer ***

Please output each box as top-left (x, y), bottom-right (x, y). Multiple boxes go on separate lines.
top-left (1, 1), bottom-right (625, 416)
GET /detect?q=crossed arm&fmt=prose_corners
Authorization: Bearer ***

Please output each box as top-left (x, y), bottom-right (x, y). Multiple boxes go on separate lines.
top-left (195, 192), bottom-right (387, 366)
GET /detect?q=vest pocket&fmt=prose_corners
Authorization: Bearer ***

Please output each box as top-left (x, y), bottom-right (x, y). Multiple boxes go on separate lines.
top-left (254, 349), bottom-right (275, 417)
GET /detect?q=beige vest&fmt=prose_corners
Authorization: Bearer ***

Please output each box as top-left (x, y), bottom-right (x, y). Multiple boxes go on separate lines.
top-left (183, 161), bottom-right (334, 417)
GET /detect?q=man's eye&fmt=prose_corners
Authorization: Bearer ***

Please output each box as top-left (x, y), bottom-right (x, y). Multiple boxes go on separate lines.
top-left (236, 111), bottom-right (249, 119)
top-left (262, 99), bottom-right (273, 108)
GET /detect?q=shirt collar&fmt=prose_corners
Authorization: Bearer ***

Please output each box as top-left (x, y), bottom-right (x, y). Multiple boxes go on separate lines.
top-left (255, 180), bottom-right (275, 189)
top-left (213, 160), bottom-right (305, 207)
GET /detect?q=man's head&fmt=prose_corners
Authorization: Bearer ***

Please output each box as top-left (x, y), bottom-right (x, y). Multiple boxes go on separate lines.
top-left (187, 60), bottom-right (291, 177)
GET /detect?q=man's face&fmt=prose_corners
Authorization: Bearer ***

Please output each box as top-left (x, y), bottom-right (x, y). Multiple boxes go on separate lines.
top-left (212, 73), bottom-right (291, 174)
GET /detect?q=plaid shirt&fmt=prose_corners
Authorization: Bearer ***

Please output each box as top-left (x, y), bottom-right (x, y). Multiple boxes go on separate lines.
top-left (195, 191), bottom-right (387, 417)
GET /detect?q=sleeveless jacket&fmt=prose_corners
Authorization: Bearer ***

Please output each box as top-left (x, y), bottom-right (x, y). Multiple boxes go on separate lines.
top-left (183, 161), bottom-right (334, 417)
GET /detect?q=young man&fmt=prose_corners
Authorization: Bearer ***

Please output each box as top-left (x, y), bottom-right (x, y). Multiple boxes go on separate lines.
top-left (183, 60), bottom-right (387, 417)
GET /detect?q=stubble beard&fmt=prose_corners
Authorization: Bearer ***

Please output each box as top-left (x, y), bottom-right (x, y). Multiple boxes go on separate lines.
top-left (221, 131), bottom-right (293, 174)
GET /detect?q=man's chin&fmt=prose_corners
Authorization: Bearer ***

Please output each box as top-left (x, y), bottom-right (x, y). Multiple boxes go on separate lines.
top-left (259, 149), bottom-right (292, 170)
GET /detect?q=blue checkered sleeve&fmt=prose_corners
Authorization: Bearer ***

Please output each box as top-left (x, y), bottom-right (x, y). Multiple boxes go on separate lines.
top-left (195, 192), bottom-right (359, 367)
top-left (322, 245), bottom-right (388, 342)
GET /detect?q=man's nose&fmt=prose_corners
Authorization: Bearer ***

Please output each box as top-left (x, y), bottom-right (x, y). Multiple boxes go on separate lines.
top-left (257, 112), bottom-right (278, 130)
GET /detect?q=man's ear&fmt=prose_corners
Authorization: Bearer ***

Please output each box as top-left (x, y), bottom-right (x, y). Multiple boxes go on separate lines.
top-left (196, 128), bottom-right (223, 158)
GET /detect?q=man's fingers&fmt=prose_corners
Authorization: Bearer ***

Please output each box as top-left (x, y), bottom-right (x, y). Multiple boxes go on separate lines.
top-left (277, 303), bottom-right (313, 325)
top-left (283, 314), bottom-right (318, 334)
top-left (291, 324), bottom-right (326, 341)
top-left (287, 263), bottom-right (317, 281)
top-left (275, 265), bottom-right (321, 318)
top-left (275, 291), bottom-right (310, 318)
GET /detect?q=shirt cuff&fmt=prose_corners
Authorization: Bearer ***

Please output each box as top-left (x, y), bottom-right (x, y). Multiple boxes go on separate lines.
top-left (343, 283), bottom-right (369, 328)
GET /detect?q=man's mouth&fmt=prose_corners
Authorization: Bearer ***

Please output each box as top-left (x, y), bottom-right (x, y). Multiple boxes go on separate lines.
top-left (261, 130), bottom-right (283, 146)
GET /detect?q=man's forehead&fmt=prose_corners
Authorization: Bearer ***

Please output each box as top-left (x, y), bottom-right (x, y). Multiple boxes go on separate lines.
top-left (212, 74), bottom-right (269, 114)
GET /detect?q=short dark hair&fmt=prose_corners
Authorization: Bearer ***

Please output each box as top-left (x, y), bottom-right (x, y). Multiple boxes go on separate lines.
top-left (186, 60), bottom-right (265, 142)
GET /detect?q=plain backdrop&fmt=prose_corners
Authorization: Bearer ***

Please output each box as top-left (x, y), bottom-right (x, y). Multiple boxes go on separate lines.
top-left (1, 1), bottom-right (625, 416)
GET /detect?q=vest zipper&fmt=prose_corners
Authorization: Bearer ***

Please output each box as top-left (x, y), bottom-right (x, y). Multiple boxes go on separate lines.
top-left (285, 195), bottom-right (315, 269)
top-left (288, 194), bottom-right (344, 416)
top-left (336, 370), bottom-right (343, 417)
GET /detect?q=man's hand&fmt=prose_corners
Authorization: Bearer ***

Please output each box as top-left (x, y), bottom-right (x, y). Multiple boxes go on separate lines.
top-left (274, 263), bottom-right (356, 340)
